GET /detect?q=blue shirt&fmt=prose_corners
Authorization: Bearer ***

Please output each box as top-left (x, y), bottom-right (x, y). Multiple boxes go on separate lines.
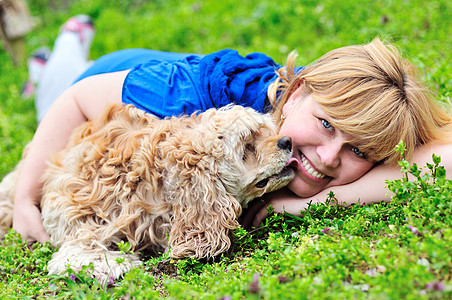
top-left (75, 49), bottom-right (281, 118)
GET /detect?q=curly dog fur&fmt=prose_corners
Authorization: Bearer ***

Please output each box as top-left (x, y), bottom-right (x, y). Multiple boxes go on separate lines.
top-left (0, 104), bottom-right (294, 283)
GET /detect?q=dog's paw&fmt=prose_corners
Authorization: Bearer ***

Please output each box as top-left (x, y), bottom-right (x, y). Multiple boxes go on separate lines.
top-left (90, 250), bottom-right (142, 283)
top-left (48, 244), bottom-right (142, 284)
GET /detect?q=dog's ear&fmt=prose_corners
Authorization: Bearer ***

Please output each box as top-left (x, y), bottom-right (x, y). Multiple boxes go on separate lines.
top-left (168, 168), bottom-right (242, 259)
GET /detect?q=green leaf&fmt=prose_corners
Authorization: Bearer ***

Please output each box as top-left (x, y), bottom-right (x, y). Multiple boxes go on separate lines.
top-left (432, 153), bottom-right (441, 165)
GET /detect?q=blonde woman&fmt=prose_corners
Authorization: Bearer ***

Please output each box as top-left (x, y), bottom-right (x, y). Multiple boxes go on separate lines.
top-left (13, 26), bottom-right (452, 242)
top-left (243, 40), bottom-right (452, 226)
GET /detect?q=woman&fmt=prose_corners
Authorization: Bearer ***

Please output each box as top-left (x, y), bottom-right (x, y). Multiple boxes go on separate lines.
top-left (14, 16), bottom-right (452, 242)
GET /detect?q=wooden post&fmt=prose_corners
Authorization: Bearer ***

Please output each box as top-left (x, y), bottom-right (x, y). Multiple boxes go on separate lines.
top-left (0, 0), bottom-right (34, 66)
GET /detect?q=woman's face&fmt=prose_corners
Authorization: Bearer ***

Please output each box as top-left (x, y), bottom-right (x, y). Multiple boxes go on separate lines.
top-left (279, 88), bottom-right (376, 197)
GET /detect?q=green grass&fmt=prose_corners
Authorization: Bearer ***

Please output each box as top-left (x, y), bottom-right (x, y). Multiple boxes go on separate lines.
top-left (0, 0), bottom-right (451, 298)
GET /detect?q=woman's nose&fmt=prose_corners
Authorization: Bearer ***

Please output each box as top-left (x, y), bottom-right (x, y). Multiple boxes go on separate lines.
top-left (317, 142), bottom-right (342, 168)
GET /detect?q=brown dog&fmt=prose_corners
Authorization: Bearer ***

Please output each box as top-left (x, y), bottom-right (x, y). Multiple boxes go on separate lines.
top-left (0, 104), bottom-right (294, 283)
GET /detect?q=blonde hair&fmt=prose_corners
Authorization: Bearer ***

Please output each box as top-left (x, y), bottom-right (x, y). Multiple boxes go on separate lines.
top-left (268, 38), bottom-right (452, 164)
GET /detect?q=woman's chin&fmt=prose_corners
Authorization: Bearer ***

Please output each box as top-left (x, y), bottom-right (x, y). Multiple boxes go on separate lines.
top-left (287, 181), bottom-right (323, 198)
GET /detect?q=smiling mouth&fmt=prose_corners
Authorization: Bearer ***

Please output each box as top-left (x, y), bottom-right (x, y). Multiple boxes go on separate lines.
top-left (300, 152), bottom-right (326, 179)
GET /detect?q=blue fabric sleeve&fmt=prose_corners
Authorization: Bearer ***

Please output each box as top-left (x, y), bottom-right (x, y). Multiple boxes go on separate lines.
top-left (77, 49), bottom-right (281, 118)
top-left (123, 49), bottom-right (281, 118)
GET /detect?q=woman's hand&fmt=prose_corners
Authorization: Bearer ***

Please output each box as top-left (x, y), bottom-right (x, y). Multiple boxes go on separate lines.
top-left (13, 199), bottom-right (49, 243)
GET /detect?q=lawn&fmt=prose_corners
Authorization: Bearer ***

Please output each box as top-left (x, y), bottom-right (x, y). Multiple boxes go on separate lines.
top-left (0, 0), bottom-right (451, 298)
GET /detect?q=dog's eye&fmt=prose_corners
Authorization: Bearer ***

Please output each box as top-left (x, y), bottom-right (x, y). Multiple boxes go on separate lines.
top-left (255, 178), bottom-right (269, 188)
top-left (246, 143), bottom-right (256, 153)
top-left (242, 143), bottom-right (256, 161)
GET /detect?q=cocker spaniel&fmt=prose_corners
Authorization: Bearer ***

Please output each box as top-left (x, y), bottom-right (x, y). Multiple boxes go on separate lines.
top-left (0, 104), bottom-right (294, 283)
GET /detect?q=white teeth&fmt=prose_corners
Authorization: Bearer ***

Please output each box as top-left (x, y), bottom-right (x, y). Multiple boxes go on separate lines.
top-left (301, 154), bottom-right (326, 179)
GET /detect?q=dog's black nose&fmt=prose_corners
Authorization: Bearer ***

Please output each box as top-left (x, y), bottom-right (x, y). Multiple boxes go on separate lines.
top-left (277, 136), bottom-right (292, 151)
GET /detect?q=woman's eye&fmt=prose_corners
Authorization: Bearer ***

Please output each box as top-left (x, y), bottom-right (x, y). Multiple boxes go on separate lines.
top-left (321, 119), bottom-right (333, 131)
top-left (352, 147), bottom-right (365, 158)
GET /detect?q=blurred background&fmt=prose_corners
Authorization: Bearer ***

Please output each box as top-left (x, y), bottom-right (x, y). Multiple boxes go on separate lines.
top-left (1, 0), bottom-right (451, 176)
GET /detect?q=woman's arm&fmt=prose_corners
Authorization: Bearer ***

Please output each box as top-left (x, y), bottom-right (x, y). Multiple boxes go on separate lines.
top-left (12, 70), bottom-right (129, 243)
top-left (243, 142), bottom-right (452, 228)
